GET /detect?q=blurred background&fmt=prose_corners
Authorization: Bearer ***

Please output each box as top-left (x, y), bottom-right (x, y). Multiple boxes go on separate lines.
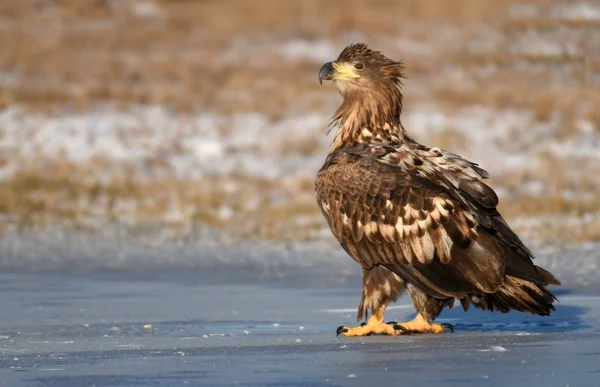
top-left (0, 0), bottom-right (598, 277)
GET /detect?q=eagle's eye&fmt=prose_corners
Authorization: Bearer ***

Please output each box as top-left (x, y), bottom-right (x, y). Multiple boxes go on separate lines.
top-left (353, 62), bottom-right (365, 72)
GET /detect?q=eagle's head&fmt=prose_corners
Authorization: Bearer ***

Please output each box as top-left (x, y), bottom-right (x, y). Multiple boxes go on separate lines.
top-left (319, 43), bottom-right (406, 132)
top-left (318, 43), bottom-right (405, 97)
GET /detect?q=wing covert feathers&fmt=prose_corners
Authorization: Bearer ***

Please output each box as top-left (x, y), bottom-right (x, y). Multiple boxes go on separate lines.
top-left (315, 143), bottom-right (559, 306)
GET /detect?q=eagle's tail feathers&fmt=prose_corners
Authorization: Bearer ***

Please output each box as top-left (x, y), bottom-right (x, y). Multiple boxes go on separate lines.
top-left (467, 276), bottom-right (557, 316)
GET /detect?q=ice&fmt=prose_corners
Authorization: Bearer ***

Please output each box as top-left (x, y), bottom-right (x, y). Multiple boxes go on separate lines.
top-left (478, 345), bottom-right (508, 352)
top-left (0, 229), bottom-right (597, 292)
top-left (323, 305), bottom-right (413, 313)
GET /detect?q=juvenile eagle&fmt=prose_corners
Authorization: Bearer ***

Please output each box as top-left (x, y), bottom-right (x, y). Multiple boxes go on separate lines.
top-left (315, 43), bottom-right (560, 336)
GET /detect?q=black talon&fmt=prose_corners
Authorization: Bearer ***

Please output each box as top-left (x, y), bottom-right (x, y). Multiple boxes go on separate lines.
top-left (336, 326), bottom-right (348, 336)
top-left (360, 322), bottom-right (367, 327)
top-left (441, 323), bottom-right (454, 333)
top-left (393, 324), bottom-right (409, 333)
top-left (386, 321), bottom-right (397, 325)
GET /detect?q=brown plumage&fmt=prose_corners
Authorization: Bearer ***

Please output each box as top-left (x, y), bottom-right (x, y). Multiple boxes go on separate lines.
top-left (315, 43), bottom-right (560, 336)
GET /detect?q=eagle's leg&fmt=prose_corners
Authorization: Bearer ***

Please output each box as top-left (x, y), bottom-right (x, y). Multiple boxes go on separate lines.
top-left (337, 266), bottom-right (406, 337)
top-left (392, 284), bottom-right (454, 334)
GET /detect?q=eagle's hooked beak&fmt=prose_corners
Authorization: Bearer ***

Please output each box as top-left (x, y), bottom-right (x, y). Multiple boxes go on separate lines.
top-left (319, 62), bottom-right (335, 85)
top-left (319, 61), bottom-right (361, 85)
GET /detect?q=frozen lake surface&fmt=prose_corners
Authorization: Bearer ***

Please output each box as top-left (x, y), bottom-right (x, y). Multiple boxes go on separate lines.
top-left (0, 271), bottom-right (599, 387)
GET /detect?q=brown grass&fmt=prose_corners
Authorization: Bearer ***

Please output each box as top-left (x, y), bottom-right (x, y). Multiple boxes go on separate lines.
top-left (0, 161), bottom-right (323, 241)
top-left (1, 158), bottom-right (599, 243)
top-left (1, 0), bottom-right (595, 114)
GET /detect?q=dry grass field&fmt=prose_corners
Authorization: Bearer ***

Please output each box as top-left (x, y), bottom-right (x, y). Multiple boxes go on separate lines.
top-left (0, 0), bottom-right (599, 244)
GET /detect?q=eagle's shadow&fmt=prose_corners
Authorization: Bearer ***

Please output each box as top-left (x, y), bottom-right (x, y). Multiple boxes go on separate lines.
top-left (415, 290), bottom-right (588, 334)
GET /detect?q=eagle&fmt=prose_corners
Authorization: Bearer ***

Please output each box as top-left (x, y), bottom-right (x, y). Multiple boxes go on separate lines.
top-left (315, 43), bottom-right (560, 336)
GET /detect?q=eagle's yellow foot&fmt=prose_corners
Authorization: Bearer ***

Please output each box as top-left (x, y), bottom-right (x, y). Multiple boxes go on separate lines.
top-left (336, 315), bottom-right (408, 337)
top-left (392, 314), bottom-right (454, 334)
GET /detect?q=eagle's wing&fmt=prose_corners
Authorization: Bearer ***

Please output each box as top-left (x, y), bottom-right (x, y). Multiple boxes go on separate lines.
top-left (315, 143), bottom-right (552, 299)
